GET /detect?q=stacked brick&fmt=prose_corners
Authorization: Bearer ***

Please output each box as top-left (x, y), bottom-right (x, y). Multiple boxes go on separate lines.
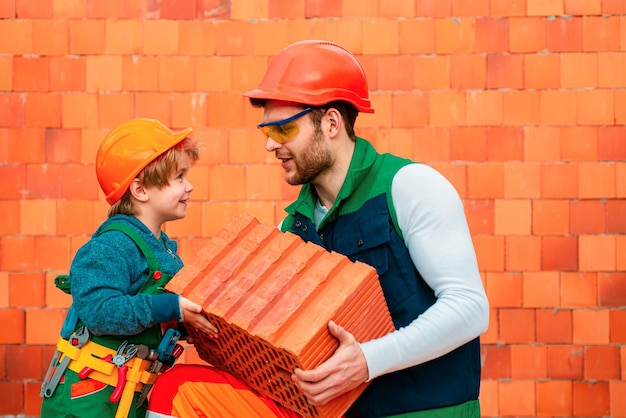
top-left (166, 213), bottom-right (394, 417)
top-left (2, 0), bottom-right (626, 416)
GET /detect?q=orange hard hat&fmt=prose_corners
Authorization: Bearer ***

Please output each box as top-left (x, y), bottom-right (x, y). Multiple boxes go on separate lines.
top-left (96, 119), bottom-right (192, 205)
top-left (244, 40), bottom-right (374, 113)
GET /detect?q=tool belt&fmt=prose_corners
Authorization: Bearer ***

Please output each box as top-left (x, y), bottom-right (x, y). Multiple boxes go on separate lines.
top-left (56, 337), bottom-right (159, 390)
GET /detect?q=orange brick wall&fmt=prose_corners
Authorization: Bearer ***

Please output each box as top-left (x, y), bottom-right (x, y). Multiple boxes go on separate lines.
top-left (0, 0), bottom-right (625, 416)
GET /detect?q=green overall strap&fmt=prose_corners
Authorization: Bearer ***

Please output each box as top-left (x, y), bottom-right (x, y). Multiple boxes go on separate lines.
top-left (90, 223), bottom-right (172, 349)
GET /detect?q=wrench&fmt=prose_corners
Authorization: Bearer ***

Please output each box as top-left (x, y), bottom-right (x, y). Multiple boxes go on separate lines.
top-left (42, 326), bottom-right (90, 398)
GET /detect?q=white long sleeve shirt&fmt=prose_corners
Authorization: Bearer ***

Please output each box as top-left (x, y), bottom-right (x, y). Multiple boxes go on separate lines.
top-left (314, 163), bottom-right (489, 380)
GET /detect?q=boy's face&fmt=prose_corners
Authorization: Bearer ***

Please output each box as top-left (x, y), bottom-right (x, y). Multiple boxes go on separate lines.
top-left (145, 152), bottom-right (194, 224)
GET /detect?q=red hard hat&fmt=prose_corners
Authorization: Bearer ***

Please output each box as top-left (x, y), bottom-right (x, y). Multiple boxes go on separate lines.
top-left (96, 119), bottom-right (192, 205)
top-left (244, 40), bottom-right (374, 113)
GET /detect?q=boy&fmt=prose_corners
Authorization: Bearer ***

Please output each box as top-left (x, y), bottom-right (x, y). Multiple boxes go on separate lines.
top-left (41, 118), bottom-right (218, 418)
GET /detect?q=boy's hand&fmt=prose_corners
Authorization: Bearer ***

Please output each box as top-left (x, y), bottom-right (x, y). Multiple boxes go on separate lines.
top-left (179, 296), bottom-right (218, 340)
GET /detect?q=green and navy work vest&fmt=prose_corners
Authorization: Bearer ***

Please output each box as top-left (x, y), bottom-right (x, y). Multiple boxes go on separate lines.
top-left (281, 138), bottom-right (481, 417)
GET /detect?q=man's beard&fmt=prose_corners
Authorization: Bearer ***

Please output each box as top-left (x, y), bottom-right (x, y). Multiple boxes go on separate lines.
top-left (286, 130), bottom-right (333, 186)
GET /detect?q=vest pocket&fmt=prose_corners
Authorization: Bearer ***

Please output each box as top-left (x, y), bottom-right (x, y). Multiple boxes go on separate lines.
top-left (333, 211), bottom-right (390, 277)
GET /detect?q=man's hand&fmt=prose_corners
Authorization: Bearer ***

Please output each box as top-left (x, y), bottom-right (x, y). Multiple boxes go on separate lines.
top-left (179, 296), bottom-right (218, 340)
top-left (292, 321), bottom-right (368, 406)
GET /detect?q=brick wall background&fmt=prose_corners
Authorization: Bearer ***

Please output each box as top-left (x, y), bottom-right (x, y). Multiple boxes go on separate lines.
top-left (1, 0), bottom-right (625, 416)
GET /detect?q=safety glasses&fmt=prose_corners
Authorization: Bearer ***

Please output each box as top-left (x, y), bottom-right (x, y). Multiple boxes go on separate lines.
top-left (257, 107), bottom-right (313, 144)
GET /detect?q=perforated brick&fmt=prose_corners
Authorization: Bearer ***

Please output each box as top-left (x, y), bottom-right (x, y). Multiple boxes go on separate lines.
top-left (166, 213), bottom-right (394, 417)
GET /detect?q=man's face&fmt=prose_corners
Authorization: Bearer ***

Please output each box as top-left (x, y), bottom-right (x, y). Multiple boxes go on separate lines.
top-left (261, 101), bottom-right (333, 186)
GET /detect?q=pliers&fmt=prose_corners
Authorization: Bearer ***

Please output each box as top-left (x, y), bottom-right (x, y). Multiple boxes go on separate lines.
top-left (109, 341), bottom-right (138, 403)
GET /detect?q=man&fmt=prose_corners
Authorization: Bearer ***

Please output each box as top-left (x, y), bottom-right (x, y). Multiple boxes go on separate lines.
top-left (244, 40), bottom-right (489, 418)
top-left (147, 40), bottom-right (488, 418)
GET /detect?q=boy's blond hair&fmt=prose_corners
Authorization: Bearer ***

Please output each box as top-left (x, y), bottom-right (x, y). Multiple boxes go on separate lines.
top-left (108, 137), bottom-right (199, 217)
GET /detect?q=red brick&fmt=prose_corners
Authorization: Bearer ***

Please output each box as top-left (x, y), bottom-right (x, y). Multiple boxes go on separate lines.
top-left (429, 91), bottom-right (466, 127)
top-left (480, 344), bottom-right (511, 379)
top-left (565, 0), bottom-right (601, 15)
top-left (467, 163), bottom-right (504, 199)
top-left (486, 127), bottom-right (524, 162)
top-left (561, 52), bottom-right (598, 88)
top-left (503, 90), bottom-right (540, 126)
top-left (166, 214), bottom-right (394, 418)
top-left (0, 309), bottom-right (25, 343)
top-left (68, 19), bottom-right (105, 54)
top-left (494, 199), bottom-right (531, 235)
top-left (435, 18), bottom-right (473, 54)
top-left (547, 345), bottom-right (583, 379)
top-left (584, 15), bottom-right (620, 51)
top-left (32, 19), bottom-right (68, 55)
top-left (536, 308), bottom-right (573, 343)
top-left (305, 0), bottom-right (341, 17)
top-left (598, 272), bottom-right (626, 307)
top-left (505, 236), bottom-right (541, 272)
top-left (573, 381), bottom-right (610, 417)
top-left (466, 91), bottom-right (503, 126)
top-left (606, 199), bottom-right (626, 233)
top-left (503, 163), bottom-right (540, 200)
top-left (523, 272), bottom-right (561, 307)
top-left (0, 0), bottom-right (15, 17)
top-left (561, 272), bottom-right (598, 307)
top-left (450, 54), bottom-right (485, 89)
top-left (584, 345), bottom-right (620, 380)
top-left (6, 345), bottom-right (43, 379)
top-left (499, 380), bottom-right (536, 417)
top-left (525, 53), bottom-right (560, 89)
top-left (0, 93), bottom-right (24, 128)
top-left (390, 93), bottom-right (428, 127)
top-left (449, 127), bottom-right (486, 162)
top-left (525, 126), bottom-right (561, 162)
top-left (599, 52), bottom-right (626, 88)
top-left (13, 56), bottom-right (49, 92)
top-left (579, 163), bottom-right (616, 199)
top-left (533, 200), bottom-right (569, 235)
top-left (0, 381), bottom-right (24, 414)
top-left (561, 126), bottom-right (598, 161)
top-left (49, 56), bottom-right (86, 91)
top-left (570, 200), bottom-right (604, 234)
top-left (510, 17), bottom-right (546, 52)
top-left (610, 310), bottom-right (626, 343)
top-left (464, 199), bottom-right (494, 235)
top-left (573, 309), bottom-right (610, 345)
top-left (0, 200), bottom-right (19, 235)
top-left (17, 0), bottom-right (52, 17)
top-left (472, 235), bottom-right (505, 272)
top-left (537, 380), bottom-right (573, 417)
top-left (486, 54), bottom-right (523, 89)
top-left (479, 379), bottom-right (498, 416)
top-left (214, 20), bottom-right (252, 56)
top-left (415, 0), bottom-right (452, 17)
top-left (499, 308), bottom-right (536, 343)
top-left (603, 0), bottom-right (626, 13)
top-left (161, 0), bottom-right (197, 18)
top-left (510, 344), bottom-right (547, 379)
top-left (541, 163), bottom-right (578, 199)
top-left (540, 90), bottom-right (578, 125)
top-left (578, 90), bottom-right (614, 125)
top-left (546, 16), bottom-right (583, 52)
top-left (485, 272), bottom-right (522, 307)
top-left (413, 55), bottom-right (450, 90)
top-left (598, 126), bottom-right (626, 161)
top-left (378, 56), bottom-right (414, 91)
top-left (475, 18), bottom-right (509, 53)
top-left (9, 272), bottom-right (45, 308)
top-left (24, 93), bottom-right (61, 128)
top-left (610, 381), bottom-right (626, 417)
top-left (399, 20), bottom-right (436, 54)
top-left (24, 381), bottom-right (43, 416)
top-left (580, 234), bottom-right (616, 272)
